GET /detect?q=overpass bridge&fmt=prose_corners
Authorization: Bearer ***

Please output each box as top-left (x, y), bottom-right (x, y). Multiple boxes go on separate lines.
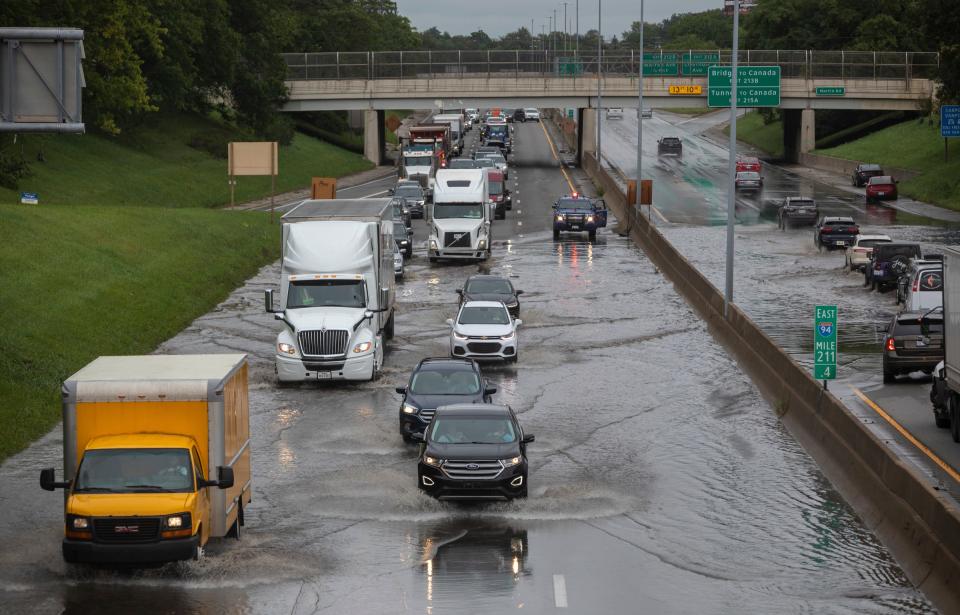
top-left (281, 49), bottom-right (939, 164)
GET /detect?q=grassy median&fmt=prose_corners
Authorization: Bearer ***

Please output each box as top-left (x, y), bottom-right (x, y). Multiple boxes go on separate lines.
top-left (817, 120), bottom-right (960, 211)
top-left (725, 111), bottom-right (784, 158)
top-left (0, 113), bottom-right (371, 461)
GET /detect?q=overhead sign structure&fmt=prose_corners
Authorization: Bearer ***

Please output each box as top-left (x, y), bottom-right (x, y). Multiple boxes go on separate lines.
top-left (816, 86), bottom-right (845, 97)
top-left (681, 52), bottom-right (720, 76)
top-left (642, 53), bottom-right (679, 76)
top-left (814, 305), bottom-right (838, 381)
top-left (707, 65), bottom-right (781, 108)
top-left (669, 85), bottom-right (703, 95)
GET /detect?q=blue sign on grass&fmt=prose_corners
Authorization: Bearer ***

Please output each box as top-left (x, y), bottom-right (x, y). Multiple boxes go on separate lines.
top-left (942, 105), bottom-right (960, 138)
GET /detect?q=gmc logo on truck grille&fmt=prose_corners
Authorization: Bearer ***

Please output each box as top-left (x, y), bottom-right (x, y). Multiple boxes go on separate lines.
top-left (114, 525), bottom-right (139, 533)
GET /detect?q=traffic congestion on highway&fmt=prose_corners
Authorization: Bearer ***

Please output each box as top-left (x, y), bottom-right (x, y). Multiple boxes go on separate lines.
top-left (0, 105), bottom-right (938, 613)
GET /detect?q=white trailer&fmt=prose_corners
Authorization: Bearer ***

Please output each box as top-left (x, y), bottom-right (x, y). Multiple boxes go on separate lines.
top-left (432, 114), bottom-right (464, 155)
top-left (941, 248), bottom-right (960, 438)
top-left (428, 169), bottom-right (492, 262)
top-left (266, 199), bottom-right (396, 382)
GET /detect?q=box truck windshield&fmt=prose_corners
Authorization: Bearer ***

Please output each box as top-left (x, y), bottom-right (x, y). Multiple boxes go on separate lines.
top-left (287, 279), bottom-right (366, 309)
top-left (434, 203), bottom-right (484, 219)
top-left (404, 156), bottom-right (431, 168)
top-left (74, 448), bottom-right (193, 493)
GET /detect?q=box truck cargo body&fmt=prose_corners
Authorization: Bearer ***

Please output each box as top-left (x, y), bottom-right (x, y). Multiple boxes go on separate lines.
top-left (40, 354), bottom-right (252, 564)
top-left (267, 199), bottom-right (396, 382)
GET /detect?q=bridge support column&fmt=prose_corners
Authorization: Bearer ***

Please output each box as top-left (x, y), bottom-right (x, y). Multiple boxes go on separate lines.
top-left (580, 108), bottom-right (597, 158)
top-left (782, 108), bottom-right (815, 163)
top-left (363, 109), bottom-right (385, 166)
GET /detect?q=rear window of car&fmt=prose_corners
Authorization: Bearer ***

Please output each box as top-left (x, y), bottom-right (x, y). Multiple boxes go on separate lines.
top-left (868, 176), bottom-right (894, 185)
top-left (894, 319), bottom-right (943, 335)
top-left (788, 199), bottom-right (815, 206)
top-left (661, 138), bottom-right (681, 145)
top-left (878, 245), bottom-right (921, 259)
top-left (916, 270), bottom-right (943, 291)
top-left (861, 164), bottom-right (882, 171)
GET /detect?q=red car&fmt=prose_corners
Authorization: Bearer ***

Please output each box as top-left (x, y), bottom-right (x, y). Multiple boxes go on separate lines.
top-left (865, 175), bottom-right (898, 202)
top-left (736, 156), bottom-right (761, 173)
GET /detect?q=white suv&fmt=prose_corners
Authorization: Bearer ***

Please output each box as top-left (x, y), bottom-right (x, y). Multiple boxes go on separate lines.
top-left (447, 301), bottom-right (521, 362)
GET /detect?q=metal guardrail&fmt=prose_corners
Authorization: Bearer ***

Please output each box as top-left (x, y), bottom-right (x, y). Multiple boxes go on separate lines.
top-left (283, 49), bottom-right (939, 82)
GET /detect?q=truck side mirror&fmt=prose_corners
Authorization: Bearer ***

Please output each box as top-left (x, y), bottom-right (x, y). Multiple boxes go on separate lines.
top-left (396, 386), bottom-right (407, 394)
top-left (522, 434), bottom-right (535, 443)
top-left (216, 466), bottom-right (235, 490)
top-left (485, 385), bottom-right (498, 395)
top-left (455, 288), bottom-right (463, 295)
top-left (410, 432), bottom-right (425, 442)
top-left (445, 318), bottom-right (455, 327)
top-left (515, 290), bottom-right (524, 296)
top-left (264, 289), bottom-right (275, 313)
top-left (40, 467), bottom-right (70, 491)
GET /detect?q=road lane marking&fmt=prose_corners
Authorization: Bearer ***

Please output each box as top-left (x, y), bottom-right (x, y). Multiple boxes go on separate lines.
top-left (538, 121), bottom-right (576, 192)
top-left (553, 574), bottom-right (568, 608)
top-left (361, 190), bottom-right (390, 198)
top-left (850, 386), bottom-right (960, 483)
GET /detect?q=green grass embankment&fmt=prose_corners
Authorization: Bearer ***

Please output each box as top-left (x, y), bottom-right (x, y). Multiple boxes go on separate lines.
top-left (386, 109), bottom-right (413, 145)
top-left (0, 112), bottom-right (370, 460)
top-left (816, 120), bottom-right (960, 211)
top-left (0, 113), bottom-right (373, 208)
top-left (725, 111), bottom-right (784, 158)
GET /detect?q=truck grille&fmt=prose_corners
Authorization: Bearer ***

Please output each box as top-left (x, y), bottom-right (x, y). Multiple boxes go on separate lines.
top-left (444, 231), bottom-right (472, 248)
top-left (93, 517), bottom-right (161, 543)
top-left (419, 408), bottom-right (436, 422)
top-left (442, 460), bottom-right (504, 480)
top-left (299, 330), bottom-right (349, 357)
top-left (467, 342), bottom-right (501, 353)
top-left (564, 215), bottom-right (584, 224)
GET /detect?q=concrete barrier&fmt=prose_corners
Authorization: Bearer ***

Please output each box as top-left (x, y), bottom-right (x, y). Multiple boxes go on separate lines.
top-left (582, 152), bottom-right (960, 612)
top-left (799, 151), bottom-right (918, 182)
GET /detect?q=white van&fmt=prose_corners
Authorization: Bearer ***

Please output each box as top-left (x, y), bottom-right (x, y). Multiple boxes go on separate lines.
top-left (606, 107), bottom-right (624, 119)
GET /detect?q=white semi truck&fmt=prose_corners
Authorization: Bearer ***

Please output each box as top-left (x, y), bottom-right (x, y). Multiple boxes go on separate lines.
top-left (399, 147), bottom-right (436, 194)
top-left (428, 169), bottom-right (492, 263)
top-left (939, 248), bottom-right (960, 437)
top-left (266, 199), bottom-right (396, 382)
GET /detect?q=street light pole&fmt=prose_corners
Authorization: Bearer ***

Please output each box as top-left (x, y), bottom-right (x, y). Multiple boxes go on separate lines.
top-left (563, 2), bottom-right (568, 53)
top-left (637, 0), bottom-right (644, 214)
top-left (725, 0), bottom-right (740, 317)
top-left (575, 0), bottom-right (579, 60)
top-left (553, 9), bottom-right (558, 57)
top-left (597, 0), bottom-right (602, 162)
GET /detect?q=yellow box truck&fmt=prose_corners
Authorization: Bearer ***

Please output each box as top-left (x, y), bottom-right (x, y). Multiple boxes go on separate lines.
top-left (39, 354), bottom-right (252, 564)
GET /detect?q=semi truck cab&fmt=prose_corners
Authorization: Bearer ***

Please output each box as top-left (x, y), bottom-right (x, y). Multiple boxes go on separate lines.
top-left (428, 169), bottom-right (492, 262)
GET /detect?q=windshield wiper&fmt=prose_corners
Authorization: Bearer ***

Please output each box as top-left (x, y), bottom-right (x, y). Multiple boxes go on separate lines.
top-left (123, 484), bottom-right (165, 490)
top-left (75, 486), bottom-right (117, 492)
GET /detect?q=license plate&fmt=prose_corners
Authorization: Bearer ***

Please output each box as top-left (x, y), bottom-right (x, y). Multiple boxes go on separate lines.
top-left (317, 371), bottom-right (332, 379)
top-left (877, 192), bottom-right (886, 196)
top-left (570, 225), bottom-right (580, 230)
top-left (836, 241), bottom-right (845, 246)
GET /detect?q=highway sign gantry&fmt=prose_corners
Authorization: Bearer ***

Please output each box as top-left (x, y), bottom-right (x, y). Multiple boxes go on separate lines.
top-left (707, 65), bottom-right (781, 108)
top-left (814, 305), bottom-right (838, 381)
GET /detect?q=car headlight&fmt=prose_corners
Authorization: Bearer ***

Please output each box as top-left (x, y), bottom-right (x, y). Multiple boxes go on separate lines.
top-left (453, 330), bottom-right (468, 340)
top-left (278, 342), bottom-right (297, 355)
top-left (478, 239), bottom-right (487, 250)
top-left (71, 516), bottom-right (90, 530)
top-left (502, 456), bottom-right (522, 467)
top-left (353, 341), bottom-right (372, 354)
top-left (501, 331), bottom-right (516, 340)
top-left (165, 514), bottom-right (186, 529)
top-left (423, 456), bottom-right (443, 468)
top-left (402, 403), bottom-right (418, 414)
top-left (506, 300), bottom-right (518, 307)
top-left (587, 215), bottom-right (594, 223)
top-left (556, 214), bottom-right (564, 221)
top-left (429, 239), bottom-right (438, 250)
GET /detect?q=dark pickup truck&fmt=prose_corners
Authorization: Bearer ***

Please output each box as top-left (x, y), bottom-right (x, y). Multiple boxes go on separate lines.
top-left (657, 137), bottom-right (683, 157)
top-left (553, 193), bottom-right (607, 240)
top-left (814, 216), bottom-right (860, 251)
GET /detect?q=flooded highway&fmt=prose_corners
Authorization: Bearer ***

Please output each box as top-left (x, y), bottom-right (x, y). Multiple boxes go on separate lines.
top-left (0, 120), bottom-right (933, 613)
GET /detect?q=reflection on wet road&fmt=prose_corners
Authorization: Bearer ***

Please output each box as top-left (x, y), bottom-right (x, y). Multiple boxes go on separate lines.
top-left (0, 120), bottom-right (932, 614)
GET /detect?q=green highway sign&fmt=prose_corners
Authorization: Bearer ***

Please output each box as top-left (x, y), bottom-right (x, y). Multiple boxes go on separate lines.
top-left (816, 86), bottom-right (845, 96)
top-left (707, 65), bottom-right (781, 108)
top-left (642, 53), bottom-right (679, 76)
top-left (814, 305), bottom-right (838, 380)
top-left (681, 52), bottom-right (720, 76)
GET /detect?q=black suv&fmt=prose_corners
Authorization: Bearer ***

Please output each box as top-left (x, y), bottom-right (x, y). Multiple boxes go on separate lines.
top-left (778, 196), bottom-right (818, 229)
top-left (512, 108), bottom-right (526, 122)
top-left (396, 358), bottom-right (496, 441)
top-left (413, 404), bottom-right (533, 501)
top-left (865, 242), bottom-right (922, 291)
top-left (391, 197), bottom-right (413, 258)
top-left (852, 163), bottom-right (884, 187)
top-left (457, 275), bottom-right (523, 317)
top-left (657, 137), bottom-right (683, 157)
top-left (881, 311), bottom-right (943, 383)
top-left (814, 216), bottom-right (859, 251)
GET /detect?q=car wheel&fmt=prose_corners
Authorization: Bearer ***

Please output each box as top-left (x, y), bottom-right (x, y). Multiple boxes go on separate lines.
top-left (227, 506), bottom-right (243, 540)
top-left (936, 412), bottom-right (951, 429)
top-left (883, 369), bottom-right (895, 384)
top-left (385, 311), bottom-right (395, 339)
top-left (588, 229), bottom-right (597, 241)
top-left (515, 486), bottom-right (528, 499)
top-left (553, 229), bottom-right (560, 240)
top-left (429, 256), bottom-right (438, 263)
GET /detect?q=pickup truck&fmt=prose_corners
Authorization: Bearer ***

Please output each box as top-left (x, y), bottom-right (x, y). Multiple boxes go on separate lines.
top-left (553, 193), bottom-right (607, 240)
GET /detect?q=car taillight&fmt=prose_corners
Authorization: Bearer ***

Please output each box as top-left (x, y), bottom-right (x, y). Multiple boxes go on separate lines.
top-left (874, 263), bottom-right (882, 271)
top-left (848, 227), bottom-right (858, 233)
top-left (886, 337), bottom-right (896, 351)
top-left (913, 278), bottom-right (920, 292)
top-left (854, 248), bottom-right (867, 253)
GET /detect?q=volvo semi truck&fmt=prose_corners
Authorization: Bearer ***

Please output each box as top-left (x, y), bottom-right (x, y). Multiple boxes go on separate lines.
top-left (428, 169), bottom-right (492, 262)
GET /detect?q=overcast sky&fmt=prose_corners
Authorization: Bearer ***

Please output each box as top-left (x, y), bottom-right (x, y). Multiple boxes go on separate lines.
top-left (393, 0), bottom-right (721, 38)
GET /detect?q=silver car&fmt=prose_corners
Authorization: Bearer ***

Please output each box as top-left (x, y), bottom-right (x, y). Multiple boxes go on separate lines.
top-left (447, 301), bottom-right (521, 363)
top-left (393, 242), bottom-right (404, 279)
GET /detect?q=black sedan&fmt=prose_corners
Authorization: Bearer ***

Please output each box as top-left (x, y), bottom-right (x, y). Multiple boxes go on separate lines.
top-left (396, 358), bottom-right (496, 442)
top-left (457, 275), bottom-right (523, 317)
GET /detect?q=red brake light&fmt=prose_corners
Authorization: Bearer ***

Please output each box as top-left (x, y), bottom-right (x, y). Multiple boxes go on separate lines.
top-left (886, 337), bottom-right (896, 351)
top-left (572, 192), bottom-right (579, 198)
